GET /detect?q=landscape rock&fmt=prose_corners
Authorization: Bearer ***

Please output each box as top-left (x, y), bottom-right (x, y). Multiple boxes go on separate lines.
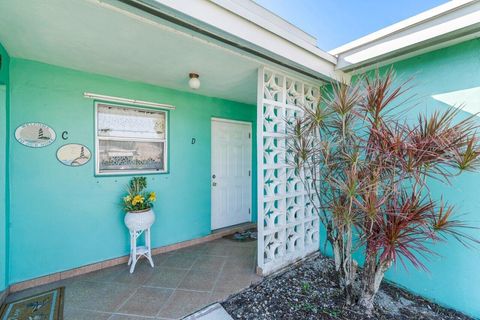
top-left (222, 254), bottom-right (471, 320)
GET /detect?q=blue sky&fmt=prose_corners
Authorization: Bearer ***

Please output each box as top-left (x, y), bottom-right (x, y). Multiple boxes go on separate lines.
top-left (254, 0), bottom-right (448, 51)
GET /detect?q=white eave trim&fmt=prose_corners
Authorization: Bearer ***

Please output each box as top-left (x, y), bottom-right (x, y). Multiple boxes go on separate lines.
top-left (135, 0), bottom-right (341, 81)
top-left (209, 0), bottom-right (318, 47)
top-left (331, 0), bottom-right (480, 71)
top-left (204, 0), bottom-right (337, 64)
top-left (330, 0), bottom-right (477, 55)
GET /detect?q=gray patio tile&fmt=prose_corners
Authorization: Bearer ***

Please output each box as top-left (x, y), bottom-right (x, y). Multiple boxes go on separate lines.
top-left (228, 250), bottom-right (254, 259)
top-left (219, 265), bottom-right (255, 278)
top-left (224, 256), bottom-right (255, 271)
top-left (152, 253), bottom-right (172, 265)
top-left (243, 241), bottom-right (257, 248)
top-left (172, 244), bottom-right (208, 256)
top-left (192, 255), bottom-right (226, 271)
top-left (214, 270), bottom-right (255, 292)
top-left (65, 280), bottom-right (135, 312)
top-left (160, 253), bottom-right (198, 269)
top-left (156, 289), bottom-right (211, 319)
top-left (75, 265), bottom-right (125, 283)
top-left (214, 281), bottom-right (251, 293)
top-left (146, 267), bottom-right (188, 288)
top-left (5, 238), bottom-right (258, 320)
top-left (63, 307), bottom-right (112, 320)
top-left (117, 287), bottom-right (173, 317)
top-left (177, 269), bottom-right (218, 291)
top-left (202, 244), bottom-right (233, 257)
top-left (216, 238), bottom-right (255, 248)
top-left (113, 262), bottom-right (155, 286)
top-left (223, 262), bottom-right (255, 276)
top-left (207, 238), bottom-right (231, 246)
top-left (226, 246), bottom-right (255, 257)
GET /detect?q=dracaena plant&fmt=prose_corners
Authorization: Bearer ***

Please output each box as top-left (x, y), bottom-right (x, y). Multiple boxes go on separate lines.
top-left (286, 68), bottom-right (480, 313)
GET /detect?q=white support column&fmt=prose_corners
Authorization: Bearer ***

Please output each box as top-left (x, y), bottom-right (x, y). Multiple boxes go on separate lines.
top-left (256, 67), bottom-right (322, 275)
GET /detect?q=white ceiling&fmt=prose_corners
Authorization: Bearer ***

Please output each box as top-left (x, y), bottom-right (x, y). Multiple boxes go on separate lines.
top-left (0, 0), bottom-right (260, 104)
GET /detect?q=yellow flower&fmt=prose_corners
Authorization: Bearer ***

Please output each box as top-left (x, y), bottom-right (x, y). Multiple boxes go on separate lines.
top-left (131, 195), bottom-right (144, 206)
top-left (124, 195), bottom-right (132, 203)
top-left (148, 192), bottom-right (156, 202)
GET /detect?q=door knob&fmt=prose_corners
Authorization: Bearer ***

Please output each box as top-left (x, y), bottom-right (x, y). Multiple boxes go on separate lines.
top-left (212, 174), bottom-right (216, 179)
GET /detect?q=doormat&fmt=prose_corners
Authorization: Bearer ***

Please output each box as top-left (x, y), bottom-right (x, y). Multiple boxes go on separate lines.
top-left (224, 228), bottom-right (257, 242)
top-left (0, 287), bottom-right (64, 320)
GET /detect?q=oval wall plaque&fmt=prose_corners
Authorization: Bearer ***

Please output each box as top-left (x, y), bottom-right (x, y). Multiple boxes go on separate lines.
top-left (57, 144), bottom-right (91, 167)
top-left (15, 122), bottom-right (56, 148)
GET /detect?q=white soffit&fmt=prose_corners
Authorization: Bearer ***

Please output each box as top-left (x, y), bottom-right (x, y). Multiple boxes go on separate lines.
top-left (331, 0), bottom-right (480, 72)
top-left (0, 0), bottom-right (333, 104)
top-left (137, 0), bottom-right (342, 81)
top-left (0, 0), bottom-right (264, 104)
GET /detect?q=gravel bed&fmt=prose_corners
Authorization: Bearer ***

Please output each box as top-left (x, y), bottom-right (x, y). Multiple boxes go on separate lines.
top-left (222, 254), bottom-right (472, 320)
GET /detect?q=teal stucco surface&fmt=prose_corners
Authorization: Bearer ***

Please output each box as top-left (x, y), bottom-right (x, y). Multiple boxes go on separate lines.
top-left (0, 43), bottom-right (9, 292)
top-left (380, 39), bottom-right (480, 318)
top-left (7, 58), bottom-right (257, 284)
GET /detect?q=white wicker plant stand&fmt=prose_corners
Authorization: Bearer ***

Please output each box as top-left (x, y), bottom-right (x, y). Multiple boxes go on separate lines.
top-left (124, 209), bottom-right (155, 273)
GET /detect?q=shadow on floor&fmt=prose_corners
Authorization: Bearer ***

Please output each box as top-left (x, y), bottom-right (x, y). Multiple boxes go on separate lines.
top-left (6, 238), bottom-right (261, 320)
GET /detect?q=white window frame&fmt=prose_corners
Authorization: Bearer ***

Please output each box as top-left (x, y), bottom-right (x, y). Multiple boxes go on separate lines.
top-left (94, 101), bottom-right (169, 176)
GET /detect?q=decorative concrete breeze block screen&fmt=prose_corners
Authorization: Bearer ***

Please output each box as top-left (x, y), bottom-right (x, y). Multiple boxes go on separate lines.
top-left (257, 67), bottom-right (321, 275)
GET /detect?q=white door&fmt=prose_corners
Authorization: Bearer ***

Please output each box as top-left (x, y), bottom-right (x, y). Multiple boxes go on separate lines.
top-left (211, 118), bottom-right (252, 230)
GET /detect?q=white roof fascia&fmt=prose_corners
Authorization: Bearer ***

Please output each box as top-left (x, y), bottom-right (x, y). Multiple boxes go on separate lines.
top-left (209, 0), bottom-right (318, 47)
top-left (207, 0), bottom-right (337, 65)
top-left (331, 0), bottom-right (480, 72)
top-left (135, 0), bottom-right (342, 81)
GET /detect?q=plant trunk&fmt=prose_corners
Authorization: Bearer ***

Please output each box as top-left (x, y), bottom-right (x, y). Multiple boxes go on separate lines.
top-left (342, 225), bottom-right (357, 305)
top-left (358, 254), bottom-right (392, 314)
top-left (332, 227), bottom-right (358, 305)
top-left (333, 236), bottom-right (342, 272)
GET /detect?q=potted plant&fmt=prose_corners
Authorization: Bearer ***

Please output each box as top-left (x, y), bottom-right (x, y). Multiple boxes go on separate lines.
top-left (123, 177), bottom-right (156, 230)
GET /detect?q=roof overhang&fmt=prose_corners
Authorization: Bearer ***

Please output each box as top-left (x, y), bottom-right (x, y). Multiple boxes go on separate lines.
top-left (330, 0), bottom-right (480, 73)
top-left (130, 0), bottom-right (344, 82)
top-left (0, 0), bottom-right (345, 105)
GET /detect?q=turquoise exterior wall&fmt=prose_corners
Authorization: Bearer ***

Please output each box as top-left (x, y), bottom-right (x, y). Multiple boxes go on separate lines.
top-left (7, 58), bottom-right (257, 284)
top-left (381, 39), bottom-right (480, 318)
top-left (0, 43), bottom-right (9, 292)
top-left (3, 35), bottom-right (478, 318)
top-left (319, 39), bottom-right (480, 318)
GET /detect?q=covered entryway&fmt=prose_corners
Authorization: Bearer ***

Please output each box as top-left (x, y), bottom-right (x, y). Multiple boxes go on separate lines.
top-left (0, 0), bottom-right (340, 307)
top-left (211, 118), bottom-right (252, 230)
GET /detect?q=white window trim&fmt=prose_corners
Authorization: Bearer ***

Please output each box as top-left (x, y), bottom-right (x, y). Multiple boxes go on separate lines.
top-left (94, 101), bottom-right (169, 176)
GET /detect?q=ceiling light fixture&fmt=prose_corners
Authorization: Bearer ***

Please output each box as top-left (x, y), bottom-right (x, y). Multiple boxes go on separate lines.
top-left (188, 73), bottom-right (200, 90)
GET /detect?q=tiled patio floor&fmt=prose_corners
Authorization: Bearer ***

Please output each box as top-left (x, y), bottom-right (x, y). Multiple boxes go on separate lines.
top-left (5, 238), bottom-right (260, 319)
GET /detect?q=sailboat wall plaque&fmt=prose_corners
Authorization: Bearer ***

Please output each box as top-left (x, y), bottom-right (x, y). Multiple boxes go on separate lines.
top-left (57, 144), bottom-right (91, 166)
top-left (15, 122), bottom-right (56, 148)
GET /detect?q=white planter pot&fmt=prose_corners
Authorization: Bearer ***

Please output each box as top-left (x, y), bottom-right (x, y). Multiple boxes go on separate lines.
top-left (124, 208), bottom-right (155, 231)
